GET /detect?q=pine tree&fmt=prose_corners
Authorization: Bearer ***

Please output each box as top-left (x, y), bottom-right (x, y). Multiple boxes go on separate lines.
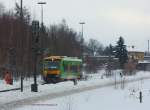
top-left (109, 44), bottom-right (114, 55)
top-left (14, 3), bottom-right (31, 24)
top-left (103, 44), bottom-right (114, 56)
top-left (115, 36), bottom-right (128, 68)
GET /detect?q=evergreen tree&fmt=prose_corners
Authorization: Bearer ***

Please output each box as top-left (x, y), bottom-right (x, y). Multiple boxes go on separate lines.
top-left (115, 36), bottom-right (128, 68)
top-left (14, 3), bottom-right (31, 24)
top-left (109, 44), bottom-right (114, 55)
top-left (103, 44), bottom-right (114, 56)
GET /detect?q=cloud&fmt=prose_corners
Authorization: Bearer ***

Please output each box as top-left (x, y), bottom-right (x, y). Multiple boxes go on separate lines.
top-left (98, 8), bottom-right (150, 25)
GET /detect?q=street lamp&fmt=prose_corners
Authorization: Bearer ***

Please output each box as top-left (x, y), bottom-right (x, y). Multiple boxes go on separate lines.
top-left (37, 2), bottom-right (46, 50)
top-left (79, 22), bottom-right (85, 59)
top-left (37, 2), bottom-right (46, 27)
top-left (79, 22), bottom-right (85, 40)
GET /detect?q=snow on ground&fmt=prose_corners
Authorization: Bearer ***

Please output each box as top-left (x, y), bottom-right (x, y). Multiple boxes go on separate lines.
top-left (0, 76), bottom-right (44, 90)
top-left (15, 77), bottom-right (150, 110)
top-left (0, 70), bottom-right (150, 109)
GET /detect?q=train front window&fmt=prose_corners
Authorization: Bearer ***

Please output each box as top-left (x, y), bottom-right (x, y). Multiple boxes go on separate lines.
top-left (44, 61), bottom-right (60, 70)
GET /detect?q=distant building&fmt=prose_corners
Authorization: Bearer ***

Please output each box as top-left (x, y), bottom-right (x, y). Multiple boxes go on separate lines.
top-left (128, 51), bottom-right (150, 71)
top-left (128, 51), bottom-right (144, 61)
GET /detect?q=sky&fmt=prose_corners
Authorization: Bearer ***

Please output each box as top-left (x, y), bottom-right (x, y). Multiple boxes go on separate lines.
top-left (0, 0), bottom-right (150, 51)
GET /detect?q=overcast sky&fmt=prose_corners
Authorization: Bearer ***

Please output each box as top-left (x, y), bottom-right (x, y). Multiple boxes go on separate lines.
top-left (1, 0), bottom-right (150, 51)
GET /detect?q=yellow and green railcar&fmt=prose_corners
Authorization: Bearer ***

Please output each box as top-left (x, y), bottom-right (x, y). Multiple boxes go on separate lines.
top-left (42, 56), bottom-right (82, 83)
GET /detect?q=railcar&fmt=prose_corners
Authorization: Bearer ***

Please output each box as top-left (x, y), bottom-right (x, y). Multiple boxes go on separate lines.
top-left (42, 56), bottom-right (82, 83)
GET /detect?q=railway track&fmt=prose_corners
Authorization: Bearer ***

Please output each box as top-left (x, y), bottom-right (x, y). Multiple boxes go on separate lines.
top-left (1, 76), bottom-right (150, 110)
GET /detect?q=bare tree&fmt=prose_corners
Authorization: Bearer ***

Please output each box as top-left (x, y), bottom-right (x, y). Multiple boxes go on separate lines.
top-left (87, 38), bottom-right (102, 56)
top-left (0, 3), bottom-right (5, 16)
top-left (47, 20), bottom-right (82, 57)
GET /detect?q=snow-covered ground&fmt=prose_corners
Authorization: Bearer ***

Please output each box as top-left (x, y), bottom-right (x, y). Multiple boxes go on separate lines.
top-left (0, 70), bottom-right (150, 110)
top-left (15, 75), bottom-right (150, 110)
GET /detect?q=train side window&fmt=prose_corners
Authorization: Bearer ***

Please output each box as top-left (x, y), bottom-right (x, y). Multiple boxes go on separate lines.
top-left (64, 64), bottom-right (68, 72)
top-left (70, 65), bottom-right (78, 73)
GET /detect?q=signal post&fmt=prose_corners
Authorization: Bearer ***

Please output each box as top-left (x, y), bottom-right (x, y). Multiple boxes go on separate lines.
top-left (31, 20), bottom-right (40, 92)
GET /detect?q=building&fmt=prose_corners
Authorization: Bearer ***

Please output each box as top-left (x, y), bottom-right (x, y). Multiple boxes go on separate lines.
top-left (128, 51), bottom-right (150, 71)
top-left (128, 51), bottom-right (144, 61)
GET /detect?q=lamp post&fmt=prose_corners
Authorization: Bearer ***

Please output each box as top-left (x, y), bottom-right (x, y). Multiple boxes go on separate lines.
top-left (37, 2), bottom-right (46, 27)
top-left (79, 22), bottom-right (85, 59)
top-left (37, 2), bottom-right (46, 53)
top-left (79, 22), bottom-right (85, 41)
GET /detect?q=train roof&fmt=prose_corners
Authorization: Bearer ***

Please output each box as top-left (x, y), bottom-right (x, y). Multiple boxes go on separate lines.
top-left (44, 56), bottom-right (82, 62)
top-left (44, 56), bottom-right (66, 60)
top-left (62, 57), bottom-right (82, 62)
